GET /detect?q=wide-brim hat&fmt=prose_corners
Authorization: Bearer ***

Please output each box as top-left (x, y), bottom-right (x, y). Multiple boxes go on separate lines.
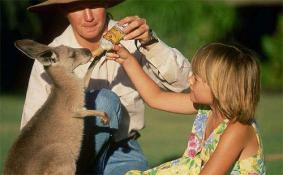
top-left (28, 0), bottom-right (125, 12)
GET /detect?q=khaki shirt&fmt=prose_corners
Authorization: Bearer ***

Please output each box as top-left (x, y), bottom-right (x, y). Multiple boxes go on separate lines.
top-left (21, 20), bottom-right (191, 140)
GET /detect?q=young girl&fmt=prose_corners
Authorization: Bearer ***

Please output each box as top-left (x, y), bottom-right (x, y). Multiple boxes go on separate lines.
top-left (106, 43), bottom-right (266, 174)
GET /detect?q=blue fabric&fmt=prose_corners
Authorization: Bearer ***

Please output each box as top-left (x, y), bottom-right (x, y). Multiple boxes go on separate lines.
top-left (100, 139), bottom-right (149, 175)
top-left (78, 89), bottom-right (148, 175)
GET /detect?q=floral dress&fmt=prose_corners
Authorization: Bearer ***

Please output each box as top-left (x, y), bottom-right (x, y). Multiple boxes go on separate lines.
top-left (126, 110), bottom-right (266, 175)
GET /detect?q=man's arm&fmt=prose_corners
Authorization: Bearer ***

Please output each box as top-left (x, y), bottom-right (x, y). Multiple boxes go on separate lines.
top-left (118, 16), bottom-right (191, 92)
top-left (137, 37), bottom-right (191, 92)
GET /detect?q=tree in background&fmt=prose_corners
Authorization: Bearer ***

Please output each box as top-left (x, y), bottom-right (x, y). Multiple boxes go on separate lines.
top-left (261, 14), bottom-right (283, 91)
top-left (109, 0), bottom-right (235, 58)
top-left (0, 0), bottom-right (41, 92)
top-left (0, 0), bottom-right (282, 92)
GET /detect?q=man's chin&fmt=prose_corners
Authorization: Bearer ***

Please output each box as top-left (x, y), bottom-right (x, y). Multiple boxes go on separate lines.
top-left (82, 32), bottom-right (101, 41)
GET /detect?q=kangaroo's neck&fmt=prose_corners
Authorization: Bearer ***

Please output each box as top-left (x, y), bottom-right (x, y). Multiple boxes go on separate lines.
top-left (46, 66), bottom-right (85, 110)
top-left (47, 66), bottom-right (83, 90)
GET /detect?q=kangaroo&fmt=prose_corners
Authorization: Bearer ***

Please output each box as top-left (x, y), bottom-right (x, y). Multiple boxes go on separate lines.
top-left (3, 39), bottom-right (109, 175)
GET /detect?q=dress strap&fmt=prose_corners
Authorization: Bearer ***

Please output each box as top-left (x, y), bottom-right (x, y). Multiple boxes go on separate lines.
top-left (251, 122), bottom-right (264, 153)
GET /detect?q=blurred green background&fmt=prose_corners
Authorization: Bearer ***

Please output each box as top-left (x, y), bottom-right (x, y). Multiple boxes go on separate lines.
top-left (1, 0), bottom-right (282, 174)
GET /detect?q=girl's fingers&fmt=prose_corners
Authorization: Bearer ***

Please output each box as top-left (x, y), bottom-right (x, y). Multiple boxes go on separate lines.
top-left (106, 52), bottom-right (119, 58)
top-left (106, 44), bottom-right (129, 63)
top-left (105, 56), bottom-right (124, 64)
top-left (112, 45), bottom-right (121, 51)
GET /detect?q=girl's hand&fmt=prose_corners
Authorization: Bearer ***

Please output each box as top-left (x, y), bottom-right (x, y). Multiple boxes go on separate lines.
top-left (105, 45), bottom-right (132, 64)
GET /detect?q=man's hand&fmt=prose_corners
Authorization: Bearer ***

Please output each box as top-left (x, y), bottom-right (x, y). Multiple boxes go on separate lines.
top-left (118, 16), bottom-right (151, 43)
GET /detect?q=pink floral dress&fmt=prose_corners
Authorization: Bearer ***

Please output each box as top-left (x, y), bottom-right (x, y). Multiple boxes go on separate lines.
top-left (126, 110), bottom-right (266, 175)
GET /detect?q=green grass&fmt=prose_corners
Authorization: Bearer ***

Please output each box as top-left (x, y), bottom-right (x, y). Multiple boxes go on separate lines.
top-left (0, 94), bottom-right (24, 173)
top-left (0, 93), bottom-right (282, 174)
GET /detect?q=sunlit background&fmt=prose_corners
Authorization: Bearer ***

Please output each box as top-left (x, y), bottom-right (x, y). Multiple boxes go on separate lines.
top-left (1, 0), bottom-right (282, 174)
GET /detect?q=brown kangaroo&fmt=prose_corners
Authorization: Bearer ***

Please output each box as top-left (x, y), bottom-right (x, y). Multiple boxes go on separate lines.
top-left (3, 39), bottom-right (109, 175)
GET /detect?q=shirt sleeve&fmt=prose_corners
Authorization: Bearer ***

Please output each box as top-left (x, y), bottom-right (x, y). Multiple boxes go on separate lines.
top-left (20, 60), bottom-right (51, 129)
top-left (137, 35), bottom-right (191, 92)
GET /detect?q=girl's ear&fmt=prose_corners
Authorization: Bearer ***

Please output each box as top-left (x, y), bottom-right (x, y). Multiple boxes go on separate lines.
top-left (14, 39), bottom-right (57, 66)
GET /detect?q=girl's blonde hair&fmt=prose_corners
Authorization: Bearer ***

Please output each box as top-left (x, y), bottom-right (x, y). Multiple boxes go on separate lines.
top-left (191, 43), bottom-right (261, 124)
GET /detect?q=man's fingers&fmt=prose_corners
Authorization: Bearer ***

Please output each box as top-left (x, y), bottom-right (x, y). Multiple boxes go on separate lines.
top-left (123, 18), bottom-right (145, 33)
top-left (124, 25), bottom-right (149, 41)
top-left (118, 16), bottom-right (150, 42)
top-left (118, 16), bottom-right (139, 25)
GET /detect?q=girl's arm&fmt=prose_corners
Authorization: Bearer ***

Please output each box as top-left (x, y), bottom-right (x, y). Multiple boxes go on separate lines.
top-left (200, 122), bottom-right (255, 174)
top-left (106, 45), bottom-right (196, 114)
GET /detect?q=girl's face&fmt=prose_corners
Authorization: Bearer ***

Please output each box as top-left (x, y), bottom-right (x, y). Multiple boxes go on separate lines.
top-left (66, 4), bottom-right (107, 42)
top-left (188, 74), bottom-right (213, 105)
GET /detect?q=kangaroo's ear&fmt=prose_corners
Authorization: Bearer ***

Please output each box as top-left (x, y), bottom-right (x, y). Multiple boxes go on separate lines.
top-left (14, 39), bottom-right (57, 66)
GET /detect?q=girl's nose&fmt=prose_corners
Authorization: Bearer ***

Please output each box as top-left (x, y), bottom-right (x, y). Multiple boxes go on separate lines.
top-left (84, 8), bottom-right (94, 22)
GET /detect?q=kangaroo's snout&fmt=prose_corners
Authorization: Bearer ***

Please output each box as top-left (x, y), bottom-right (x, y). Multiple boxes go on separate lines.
top-left (82, 48), bottom-right (92, 58)
top-left (78, 48), bottom-right (93, 65)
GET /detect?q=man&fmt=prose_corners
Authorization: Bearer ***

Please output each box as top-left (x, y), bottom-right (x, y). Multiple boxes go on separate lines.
top-left (21, 0), bottom-right (191, 174)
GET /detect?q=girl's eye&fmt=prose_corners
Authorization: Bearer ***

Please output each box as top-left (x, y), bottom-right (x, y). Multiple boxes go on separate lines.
top-left (193, 74), bottom-right (202, 82)
top-left (195, 76), bottom-right (200, 82)
top-left (195, 76), bottom-right (207, 84)
top-left (192, 74), bottom-right (198, 81)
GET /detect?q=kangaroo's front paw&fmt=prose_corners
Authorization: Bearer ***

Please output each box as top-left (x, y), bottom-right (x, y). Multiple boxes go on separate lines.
top-left (75, 109), bottom-right (109, 125)
top-left (100, 112), bottom-right (109, 125)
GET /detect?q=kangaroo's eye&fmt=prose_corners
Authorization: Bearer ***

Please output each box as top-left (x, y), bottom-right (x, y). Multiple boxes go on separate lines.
top-left (69, 50), bottom-right (76, 58)
top-left (50, 52), bottom-right (57, 63)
